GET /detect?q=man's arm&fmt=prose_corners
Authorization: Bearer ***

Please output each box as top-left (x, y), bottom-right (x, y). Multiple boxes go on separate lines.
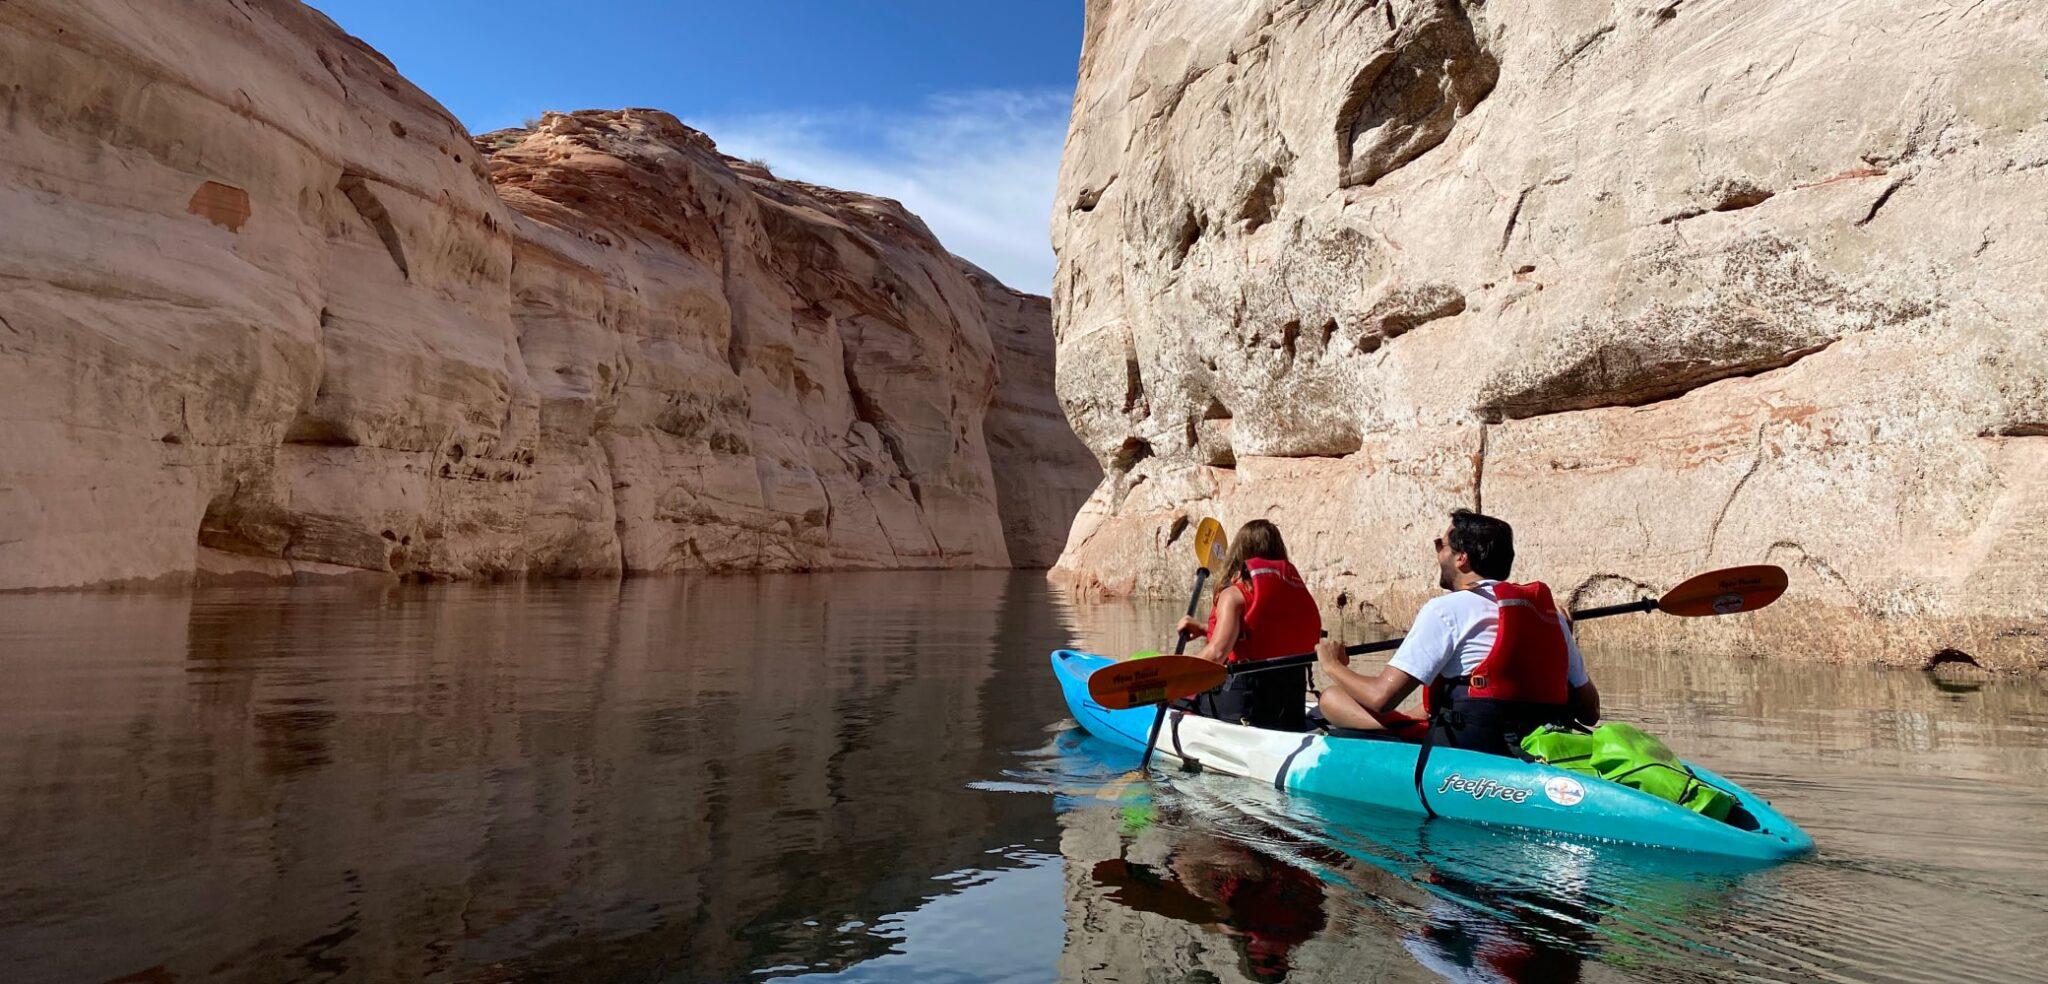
top-left (1315, 640), bottom-right (1425, 717)
top-left (1559, 612), bottom-right (1597, 723)
top-left (1569, 681), bottom-right (1600, 725)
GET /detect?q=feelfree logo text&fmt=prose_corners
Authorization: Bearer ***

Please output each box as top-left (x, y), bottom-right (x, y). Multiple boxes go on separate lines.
top-left (1436, 773), bottom-right (1533, 804)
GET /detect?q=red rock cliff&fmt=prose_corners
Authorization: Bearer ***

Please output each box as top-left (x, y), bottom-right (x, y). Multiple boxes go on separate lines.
top-left (0, 1), bottom-right (1098, 588)
top-left (1048, 0), bottom-right (2046, 668)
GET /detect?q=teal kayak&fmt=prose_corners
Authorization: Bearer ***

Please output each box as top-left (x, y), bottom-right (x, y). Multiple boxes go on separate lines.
top-left (1053, 650), bottom-right (1813, 862)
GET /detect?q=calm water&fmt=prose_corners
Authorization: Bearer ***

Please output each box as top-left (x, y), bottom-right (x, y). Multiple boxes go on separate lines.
top-left (0, 573), bottom-right (2044, 983)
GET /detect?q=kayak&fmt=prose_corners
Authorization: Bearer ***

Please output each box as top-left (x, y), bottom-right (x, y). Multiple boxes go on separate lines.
top-left (1052, 649), bottom-right (1814, 862)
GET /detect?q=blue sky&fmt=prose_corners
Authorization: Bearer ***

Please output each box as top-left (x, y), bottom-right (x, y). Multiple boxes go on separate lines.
top-left (309, 1), bottom-right (1083, 292)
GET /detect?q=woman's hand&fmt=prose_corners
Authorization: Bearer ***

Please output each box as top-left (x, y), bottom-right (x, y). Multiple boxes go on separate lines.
top-left (1316, 639), bottom-right (1349, 669)
top-left (1175, 616), bottom-right (1207, 639)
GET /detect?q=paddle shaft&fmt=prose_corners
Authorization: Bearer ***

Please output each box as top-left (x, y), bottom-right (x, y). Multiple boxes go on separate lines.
top-left (1226, 597), bottom-right (1660, 678)
top-left (1143, 565), bottom-right (1214, 769)
top-left (1172, 569), bottom-right (1211, 656)
top-left (1566, 598), bottom-right (1660, 621)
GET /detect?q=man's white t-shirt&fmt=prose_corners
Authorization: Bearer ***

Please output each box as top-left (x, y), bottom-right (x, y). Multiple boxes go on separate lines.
top-left (1388, 580), bottom-right (1590, 687)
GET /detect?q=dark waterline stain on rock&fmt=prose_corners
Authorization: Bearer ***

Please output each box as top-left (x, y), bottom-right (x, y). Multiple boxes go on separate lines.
top-left (337, 171), bottom-right (409, 279)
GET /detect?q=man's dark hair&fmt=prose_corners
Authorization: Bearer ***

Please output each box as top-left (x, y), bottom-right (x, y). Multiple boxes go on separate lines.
top-left (1448, 508), bottom-right (1515, 580)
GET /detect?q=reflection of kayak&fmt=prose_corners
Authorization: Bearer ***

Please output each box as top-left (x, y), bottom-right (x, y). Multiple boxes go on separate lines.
top-left (1053, 650), bottom-right (1813, 862)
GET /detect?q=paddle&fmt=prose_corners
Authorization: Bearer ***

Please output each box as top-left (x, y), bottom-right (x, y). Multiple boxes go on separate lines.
top-left (1090, 566), bottom-right (1788, 714)
top-left (1133, 518), bottom-right (1227, 768)
top-left (1090, 654), bottom-right (1226, 711)
top-left (1177, 518), bottom-right (1227, 655)
top-left (1227, 564), bottom-right (1789, 680)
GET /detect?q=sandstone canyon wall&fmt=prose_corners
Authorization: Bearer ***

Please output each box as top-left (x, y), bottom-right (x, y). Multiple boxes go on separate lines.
top-left (1050, 0), bottom-right (2048, 668)
top-left (0, 0), bottom-right (1097, 590)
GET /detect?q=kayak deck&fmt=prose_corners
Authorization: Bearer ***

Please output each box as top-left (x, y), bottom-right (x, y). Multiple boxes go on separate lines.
top-left (1053, 649), bottom-right (1813, 862)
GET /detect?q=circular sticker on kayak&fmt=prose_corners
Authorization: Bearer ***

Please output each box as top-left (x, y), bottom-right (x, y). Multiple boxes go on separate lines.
top-left (1543, 776), bottom-right (1586, 807)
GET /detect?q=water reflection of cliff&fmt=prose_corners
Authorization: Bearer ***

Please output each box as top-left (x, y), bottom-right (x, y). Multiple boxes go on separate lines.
top-left (0, 572), bottom-right (1075, 982)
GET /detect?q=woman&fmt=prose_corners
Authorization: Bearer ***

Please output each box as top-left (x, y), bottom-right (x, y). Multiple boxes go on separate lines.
top-left (1175, 519), bottom-right (1323, 731)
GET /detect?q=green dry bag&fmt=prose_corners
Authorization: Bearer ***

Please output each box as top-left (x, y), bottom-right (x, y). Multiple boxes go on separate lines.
top-left (1520, 722), bottom-right (1735, 822)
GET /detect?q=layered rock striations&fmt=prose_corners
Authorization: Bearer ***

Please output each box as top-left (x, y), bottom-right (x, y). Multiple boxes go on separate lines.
top-left (1050, 0), bottom-right (2048, 668)
top-left (0, 0), bottom-right (1096, 590)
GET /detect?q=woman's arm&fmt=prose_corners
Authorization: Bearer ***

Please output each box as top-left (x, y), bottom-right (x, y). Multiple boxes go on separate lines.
top-left (1192, 587), bottom-right (1245, 665)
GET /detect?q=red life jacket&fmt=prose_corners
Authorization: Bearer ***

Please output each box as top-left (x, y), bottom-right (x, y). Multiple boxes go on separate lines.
top-left (1207, 558), bottom-right (1322, 664)
top-left (1422, 580), bottom-right (1571, 715)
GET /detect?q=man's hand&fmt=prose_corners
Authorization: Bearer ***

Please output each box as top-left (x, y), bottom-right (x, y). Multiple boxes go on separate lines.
top-left (1175, 616), bottom-right (1207, 639)
top-left (1315, 644), bottom-right (1424, 723)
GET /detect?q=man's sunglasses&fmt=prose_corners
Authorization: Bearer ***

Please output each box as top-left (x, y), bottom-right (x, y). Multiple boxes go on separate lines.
top-left (1434, 537), bottom-right (1446, 551)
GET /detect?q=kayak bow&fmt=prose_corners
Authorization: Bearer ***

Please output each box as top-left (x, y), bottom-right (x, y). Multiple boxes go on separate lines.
top-left (1052, 649), bottom-right (1813, 862)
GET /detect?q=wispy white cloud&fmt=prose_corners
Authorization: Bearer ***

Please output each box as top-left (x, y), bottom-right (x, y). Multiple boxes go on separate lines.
top-left (688, 89), bottom-right (1071, 295)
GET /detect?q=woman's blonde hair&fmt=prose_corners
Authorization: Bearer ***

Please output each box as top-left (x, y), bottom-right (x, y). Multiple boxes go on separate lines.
top-left (1218, 519), bottom-right (1289, 593)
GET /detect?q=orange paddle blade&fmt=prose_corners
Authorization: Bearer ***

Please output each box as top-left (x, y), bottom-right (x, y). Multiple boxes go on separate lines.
top-left (1087, 655), bottom-right (1224, 710)
top-left (1657, 564), bottom-right (1788, 617)
top-left (1192, 517), bottom-right (1226, 571)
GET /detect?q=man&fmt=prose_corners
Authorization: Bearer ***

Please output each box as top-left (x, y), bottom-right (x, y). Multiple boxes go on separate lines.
top-left (1314, 509), bottom-right (1599, 755)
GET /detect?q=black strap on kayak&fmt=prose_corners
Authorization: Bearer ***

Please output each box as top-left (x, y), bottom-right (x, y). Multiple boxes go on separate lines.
top-left (1412, 714), bottom-right (1440, 820)
top-left (1168, 709), bottom-right (1202, 772)
top-left (1275, 734), bottom-right (1314, 791)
